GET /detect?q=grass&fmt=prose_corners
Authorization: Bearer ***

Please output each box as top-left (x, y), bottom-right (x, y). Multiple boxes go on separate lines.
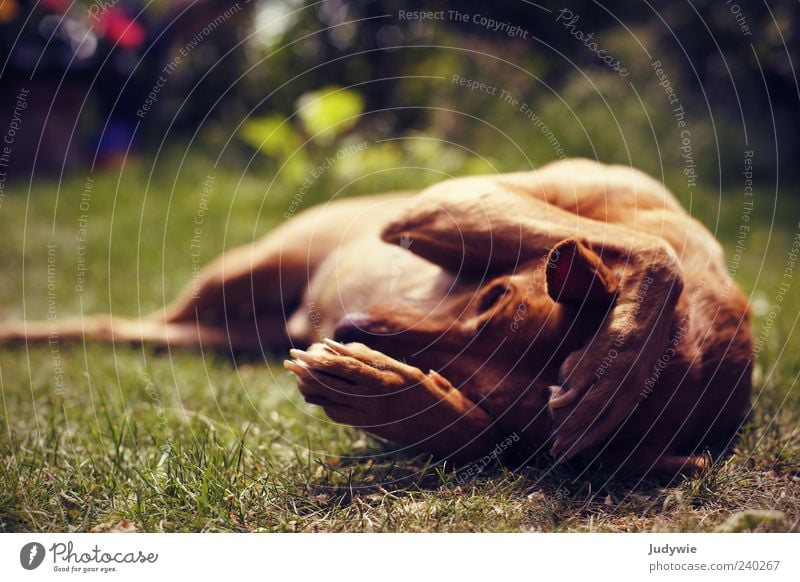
top-left (1, 150), bottom-right (799, 532)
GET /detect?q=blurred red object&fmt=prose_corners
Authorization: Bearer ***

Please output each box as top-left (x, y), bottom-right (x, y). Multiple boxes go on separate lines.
top-left (94, 8), bottom-right (146, 50)
top-left (39, 0), bottom-right (71, 13)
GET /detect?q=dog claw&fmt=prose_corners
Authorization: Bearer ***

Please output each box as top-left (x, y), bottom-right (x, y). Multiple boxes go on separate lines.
top-left (323, 337), bottom-right (353, 355)
top-left (283, 359), bottom-right (307, 375)
top-left (289, 349), bottom-right (323, 367)
top-left (428, 369), bottom-right (452, 391)
top-left (548, 384), bottom-right (581, 409)
top-left (549, 437), bottom-right (567, 461)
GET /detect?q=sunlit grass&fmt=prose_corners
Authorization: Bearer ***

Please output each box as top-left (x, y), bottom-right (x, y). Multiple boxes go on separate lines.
top-left (1, 151), bottom-right (798, 532)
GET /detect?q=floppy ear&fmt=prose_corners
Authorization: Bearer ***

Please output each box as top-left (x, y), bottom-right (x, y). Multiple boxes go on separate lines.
top-left (546, 238), bottom-right (618, 306)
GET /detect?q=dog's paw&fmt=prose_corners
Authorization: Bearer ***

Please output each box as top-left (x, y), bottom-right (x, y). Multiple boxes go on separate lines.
top-left (285, 339), bottom-right (499, 460)
top-left (548, 339), bottom-right (646, 461)
top-left (284, 339), bottom-right (441, 432)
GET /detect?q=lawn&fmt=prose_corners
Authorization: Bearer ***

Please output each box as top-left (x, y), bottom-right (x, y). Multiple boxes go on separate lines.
top-left (1, 150), bottom-right (799, 532)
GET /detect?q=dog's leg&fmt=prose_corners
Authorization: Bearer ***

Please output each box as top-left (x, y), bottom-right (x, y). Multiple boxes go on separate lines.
top-left (284, 339), bottom-right (501, 462)
top-left (149, 192), bottom-right (415, 338)
top-left (154, 194), bottom-right (415, 329)
top-left (0, 239), bottom-right (304, 353)
top-left (153, 237), bottom-right (309, 327)
top-left (1, 195), bottom-right (411, 352)
top-left (0, 229), bottom-right (306, 352)
top-left (0, 314), bottom-right (280, 352)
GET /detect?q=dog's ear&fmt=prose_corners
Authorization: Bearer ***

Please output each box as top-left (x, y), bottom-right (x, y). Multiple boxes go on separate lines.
top-left (546, 238), bottom-right (618, 306)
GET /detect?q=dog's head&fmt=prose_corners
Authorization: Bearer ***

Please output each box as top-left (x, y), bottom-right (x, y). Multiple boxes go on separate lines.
top-left (334, 227), bottom-right (619, 440)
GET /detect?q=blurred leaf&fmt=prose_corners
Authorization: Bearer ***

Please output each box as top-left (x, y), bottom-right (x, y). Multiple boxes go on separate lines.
top-left (240, 115), bottom-right (302, 158)
top-left (296, 86), bottom-right (364, 144)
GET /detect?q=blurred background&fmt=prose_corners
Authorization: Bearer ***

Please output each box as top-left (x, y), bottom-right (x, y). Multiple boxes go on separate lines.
top-left (1, 1), bottom-right (796, 181)
top-left (0, 0), bottom-right (798, 313)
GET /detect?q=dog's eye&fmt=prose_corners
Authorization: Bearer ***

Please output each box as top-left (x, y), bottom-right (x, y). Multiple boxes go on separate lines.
top-left (477, 283), bottom-right (510, 314)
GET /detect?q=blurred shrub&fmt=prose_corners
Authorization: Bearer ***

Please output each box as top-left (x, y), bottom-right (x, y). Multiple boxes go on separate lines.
top-left (295, 86), bottom-right (364, 144)
top-left (2, 0), bottom-right (793, 193)
top-left (233, 0), bottom-right (797, 196)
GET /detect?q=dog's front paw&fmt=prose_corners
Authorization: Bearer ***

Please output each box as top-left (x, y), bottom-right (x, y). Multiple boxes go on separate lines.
top-left (548, 340), bottom-right (646, 461)
top-left (284, 339), bottom-right (442, 436)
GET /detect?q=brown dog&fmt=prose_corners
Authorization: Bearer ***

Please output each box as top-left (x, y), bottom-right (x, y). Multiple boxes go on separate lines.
top-left (0, 159), bottom-right (752, 478)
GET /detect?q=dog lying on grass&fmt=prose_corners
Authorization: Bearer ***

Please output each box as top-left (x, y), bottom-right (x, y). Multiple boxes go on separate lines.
top-left (0, 159), bottom-right (753, 478)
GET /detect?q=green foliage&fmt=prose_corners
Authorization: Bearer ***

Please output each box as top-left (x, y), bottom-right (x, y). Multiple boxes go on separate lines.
top-left (240, 115), bottom-right (303, 158)
top-left (240, 114), bottom-right (310, 183)
top-left (240, 86), bottom-right (368, 187)
top-left (295, 86), bottom-right (365, 144)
